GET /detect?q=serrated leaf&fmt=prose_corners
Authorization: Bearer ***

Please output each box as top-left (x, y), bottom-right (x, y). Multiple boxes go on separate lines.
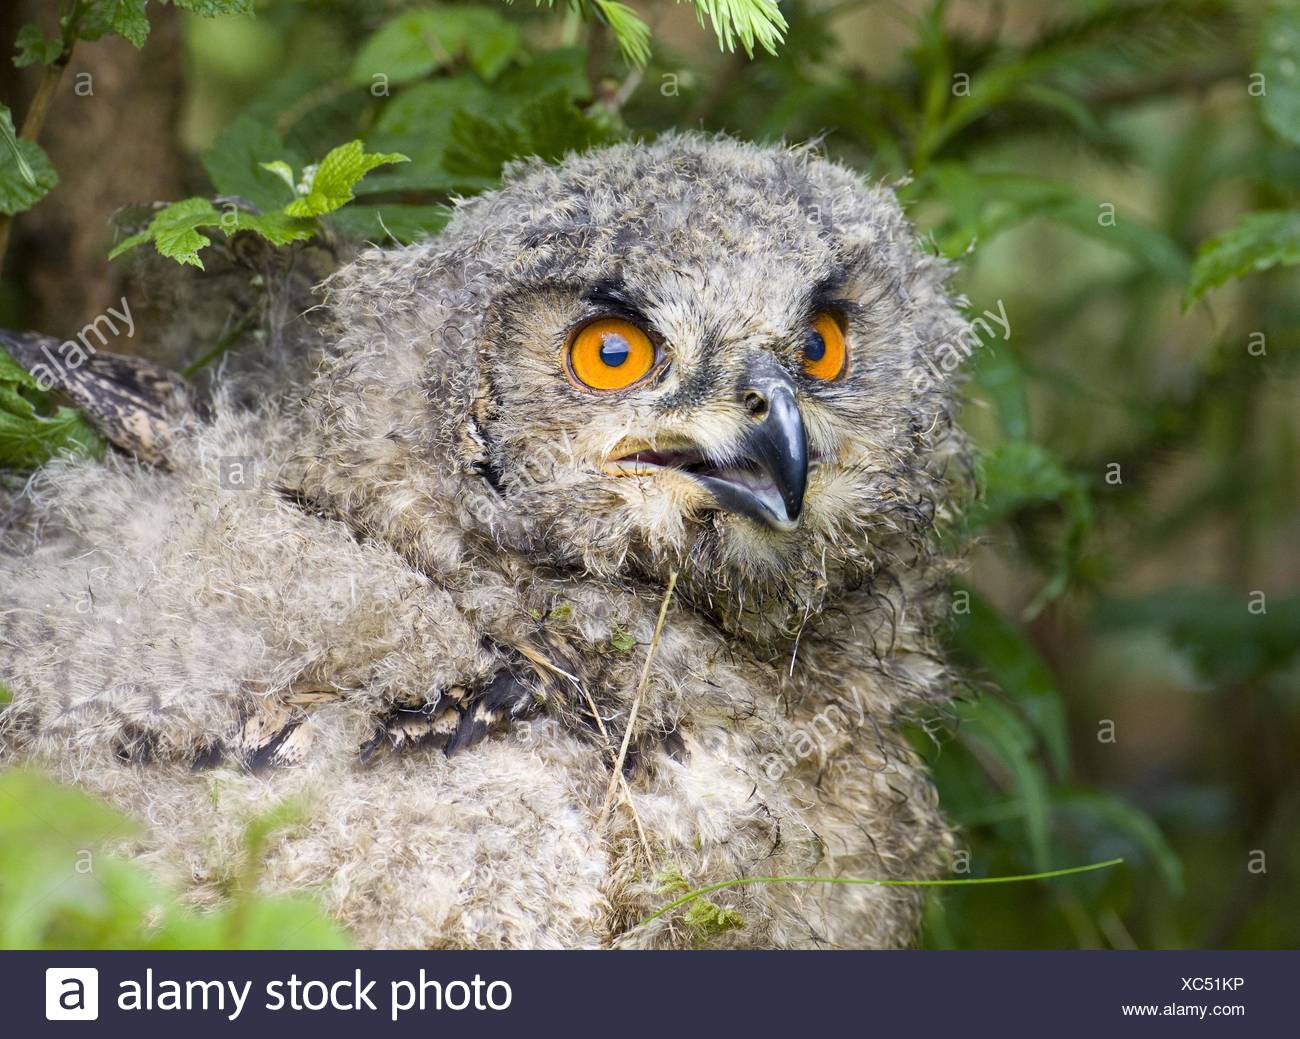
top-left (14, 24), bottom-right (65, 68)
top-left (109, 196), bottom-right (314, 266)
top-left (164, 0), bottom-right (255, 15)
top-left (1259, 0), bottom-right (1300, 146)
top-left (350, 6), bottom-right (521, 87)
top-left (0, 347), bottom-right (104, 468)
top-left (363, 78), bottom-right (498, 193)
top-left (227, 209), bottom-right (315, 246)
top-left (202, 116), bottom-right (301, 211)
top-left (443, 89), bottom-right (620, 184)
top-left (150, 197), bottom-right (221, 266)
top-left (283, 141), bottom-right (407, 217)
top-left (79, 0), bottom-right (151, 48)
top-left (1184, 210), bottom-right (1300, 305)
top-left (0, 105), bottom-right (57, 215)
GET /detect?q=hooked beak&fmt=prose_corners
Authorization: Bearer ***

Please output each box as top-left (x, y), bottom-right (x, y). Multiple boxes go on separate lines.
top-left (607, 363), bottom-right (810, 532)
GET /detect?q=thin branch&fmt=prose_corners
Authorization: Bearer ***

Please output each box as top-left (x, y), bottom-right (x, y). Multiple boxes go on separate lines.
top-left (0, 2), bottom-right (83, 276)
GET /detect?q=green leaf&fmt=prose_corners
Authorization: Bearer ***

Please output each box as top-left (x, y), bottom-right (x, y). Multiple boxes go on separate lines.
top-left (443, 89), bottom-right (621, 185)
top-left (1184, 211), bottom-right (1300, 305)
top-left (79, 0), bottom-right (151, 48)
top-left (964, 440), bottom-right (1087, 533)
top-left (14, 24), bottom-right (65, 68)
top-left (0, 345), bottom-right (104, 468)
top-left (282, 141), bottom-right (408, 218)
top-left (0, 105), bottom-right (58, 215)
top-left (325, 203), bottom-right (451, 245)
top-left (226, 209), bottom-right (317, 246)
top-left (109, 197), bottom-right (314, 268)
top-left (919, 166), bottom-right (1188, 280)
top-left (164, 0), bottom-right (256, 15)
top-left (611, 630), bottom-right (636, 652)
top-left (951, 587), bottom-right (1070, 775)
top-left (0, 770), bottom-right (349, 950)
top-left (1259, 0), bottom-right (1300, 146)
top-left (350, 6), bottom-right (521, 86)
top-left (969, 342), bottom-right (1030, 441)
top-left (362, 78), bottom-right (497, 193)
top-left (1096, 589), bottom-right (1300, 686)
top-left (1055, 789), bottom-right (1184, 894)
top-left (146, 197), bottom-right (220, 266)
top-left (202, 115), bottom-right (302, 211)
top-left (956, 696), bottom-right (1053, 871)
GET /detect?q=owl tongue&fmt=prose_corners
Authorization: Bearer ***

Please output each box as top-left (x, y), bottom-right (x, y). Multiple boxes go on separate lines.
top-left (612, 442), bottom-right (806, 533)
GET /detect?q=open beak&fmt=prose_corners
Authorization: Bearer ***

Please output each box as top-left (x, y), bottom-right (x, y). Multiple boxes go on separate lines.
top-left (607, 367), bottom-right (810, 532)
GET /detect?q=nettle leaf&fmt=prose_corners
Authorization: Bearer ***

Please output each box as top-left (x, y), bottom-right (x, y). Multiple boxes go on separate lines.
top-left (1185, 211), bottom-right (1300, 305)
top-left (351, 6), bottom-right (522, 86)
top-left (109, 197), bottom-right (314, 268)
top-left (362, 78), bottom-right (497, 193)
top-left (0, 105), bottom-right (58, 215)
top-left (202, 115), bottom-right (303, 212)
top-left (282, 141), bottom-right (409, 218)
top-left (13, 24), bottom-right (65, 68)
top-left (1259, 0), bottom-right (1300, 146)
top-left (163, 0), bottom-right (256, 15)
top-left (443, 89), bottom-right (621, 185)
top-left (0, 348), bottom-right (103, 469)
top-left (79, 0), bottom-right (151, 48)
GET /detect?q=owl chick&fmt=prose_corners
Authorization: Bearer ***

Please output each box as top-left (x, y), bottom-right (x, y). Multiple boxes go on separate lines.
top-left (0, 133), bottom-right (969, 949)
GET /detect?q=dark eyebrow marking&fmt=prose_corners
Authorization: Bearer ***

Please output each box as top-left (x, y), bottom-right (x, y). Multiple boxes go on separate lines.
top-left (584, 277), bottom-right (650, 322)
top-left (808, 268), bottom-right (850, 309)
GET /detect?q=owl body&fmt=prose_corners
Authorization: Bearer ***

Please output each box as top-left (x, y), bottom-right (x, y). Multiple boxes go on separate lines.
top-left (0, 134), bottom-right (967, 948)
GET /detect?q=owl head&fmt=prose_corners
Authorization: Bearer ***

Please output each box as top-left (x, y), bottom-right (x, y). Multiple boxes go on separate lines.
top-left (299, 134), bottom-right (968, 637)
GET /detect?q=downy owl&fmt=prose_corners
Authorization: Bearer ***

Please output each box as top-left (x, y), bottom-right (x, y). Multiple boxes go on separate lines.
top-left (0, 133), bottom-right (970, 949)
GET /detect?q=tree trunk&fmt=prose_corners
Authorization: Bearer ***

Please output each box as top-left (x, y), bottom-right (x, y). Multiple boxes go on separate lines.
top-left (0, 1), bottom-right (187, 338)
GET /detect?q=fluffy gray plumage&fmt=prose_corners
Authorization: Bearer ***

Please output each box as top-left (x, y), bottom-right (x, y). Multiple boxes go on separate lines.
top-left (0, 133), bottom-right (970, 948)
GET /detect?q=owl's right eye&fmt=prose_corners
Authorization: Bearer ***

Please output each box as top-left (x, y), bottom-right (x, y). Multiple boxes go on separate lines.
top-left (567, 317), bottom-right (657, 392)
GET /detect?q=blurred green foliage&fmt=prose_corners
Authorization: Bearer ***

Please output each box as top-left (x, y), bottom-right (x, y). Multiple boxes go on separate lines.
top-left (0, 769), bottom-right (348, 948)
top-left (1, 0), bottom-right (1297, 948)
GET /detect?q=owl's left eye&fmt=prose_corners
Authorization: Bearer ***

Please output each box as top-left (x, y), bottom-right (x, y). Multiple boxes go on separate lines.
top-left (567, 317), bottom-right (657, 392)
top-left (802, 312), bottom-right (848, 381)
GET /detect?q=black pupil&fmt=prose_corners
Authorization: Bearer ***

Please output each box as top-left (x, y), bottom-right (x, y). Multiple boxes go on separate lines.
top-left (804, 328), bottom-right (827, 362)
top-left (600, 333), bottom-right (631, 367)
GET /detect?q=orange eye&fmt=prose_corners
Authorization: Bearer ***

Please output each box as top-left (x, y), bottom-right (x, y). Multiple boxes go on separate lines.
top-left (567, 317), bottom-right (656, 392)
top-left (802, 312), bottom-right (847, 381)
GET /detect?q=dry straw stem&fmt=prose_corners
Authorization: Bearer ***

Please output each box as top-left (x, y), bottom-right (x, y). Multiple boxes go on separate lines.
top-left (599, 569), bottom-right (679, 829)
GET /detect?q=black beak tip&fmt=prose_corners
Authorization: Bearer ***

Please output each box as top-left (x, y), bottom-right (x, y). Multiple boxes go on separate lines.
top-left (745, 384), bottom-right (809, 530)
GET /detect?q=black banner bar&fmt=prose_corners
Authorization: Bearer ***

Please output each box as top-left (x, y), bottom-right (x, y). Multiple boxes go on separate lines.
top-left (10, 950), bottom-right (1292, 1036)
